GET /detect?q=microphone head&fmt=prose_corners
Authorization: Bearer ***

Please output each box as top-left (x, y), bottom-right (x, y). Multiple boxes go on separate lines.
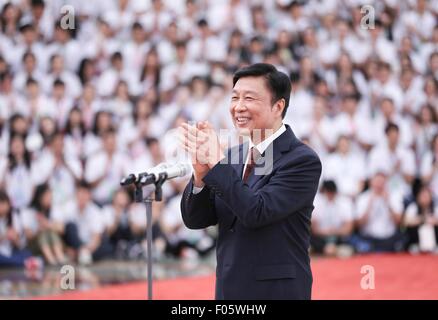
top-left (176, 163), bottom-right (192, 177)
top-left (120, 173), bottom-right (136, 186)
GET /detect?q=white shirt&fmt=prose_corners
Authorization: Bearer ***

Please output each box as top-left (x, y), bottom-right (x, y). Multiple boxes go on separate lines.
top-left (313, 194), bottom-right (354, 231)
top-left (323, 151), bottom-right (366, 197)
top-left (62, 200), bottom-right (105, 245)
top-left (356, 190), bottom-right (403, 239)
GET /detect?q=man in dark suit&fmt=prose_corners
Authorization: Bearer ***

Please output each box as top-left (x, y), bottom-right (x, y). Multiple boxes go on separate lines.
top-left (179, 63), bottom-right (322, 300)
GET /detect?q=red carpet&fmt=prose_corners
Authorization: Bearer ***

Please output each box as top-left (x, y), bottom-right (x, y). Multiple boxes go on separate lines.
top-left (34, 254), bottom-right (438, 300)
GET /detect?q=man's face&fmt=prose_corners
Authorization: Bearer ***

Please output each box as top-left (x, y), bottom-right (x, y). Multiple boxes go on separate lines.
top-left (230, 76), bottom-right (282, 138)
top-left (371, 174), bottom-right (386, 194)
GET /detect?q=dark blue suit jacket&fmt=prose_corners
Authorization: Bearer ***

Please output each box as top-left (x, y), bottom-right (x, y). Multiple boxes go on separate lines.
top-left (181, 125), bottom-right (322, 300)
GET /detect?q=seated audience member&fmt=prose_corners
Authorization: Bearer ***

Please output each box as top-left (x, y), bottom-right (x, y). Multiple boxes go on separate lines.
top-left (368, 123), bottom-right (416, 205)
top-left (311, 180), bottom-right (354, 256)
top-left (323, 136), bottom-right (366, 198)
top-left (85, 128), bottom-right (127, 206)
top-left (21, 184), bottom-right (66, 266)
top-left (404, 185), bottom-right (438, 253)
top-left (102, 188), bottom-right (146, 259)
top-left (420, 134), bottom-right (438, 200)
top-left (353, 171), bottom-right (406, 252)
top-left (62, 181), bottom-right (112, 265)
top-left (0, 190), bottom-right (42, 269)
top-left (161, 194), bottom-right (216, 258)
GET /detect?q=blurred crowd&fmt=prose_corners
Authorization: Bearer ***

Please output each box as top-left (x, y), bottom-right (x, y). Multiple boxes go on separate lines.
top-left (1, 0), bottom-right (438, 269)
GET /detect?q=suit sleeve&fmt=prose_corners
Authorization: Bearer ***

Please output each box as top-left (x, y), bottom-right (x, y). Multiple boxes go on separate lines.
top-left (202, 152), bottom-right (322, 229)
top-left (180, 176), bottom-right (218, 229)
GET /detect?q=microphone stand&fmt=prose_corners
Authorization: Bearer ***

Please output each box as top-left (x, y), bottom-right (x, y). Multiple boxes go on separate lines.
top-left (132, 172), bottom-right (167, 300)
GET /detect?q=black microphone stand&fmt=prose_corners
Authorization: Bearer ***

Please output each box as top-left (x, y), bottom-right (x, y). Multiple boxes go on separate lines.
top-left (122, 172), bottom-right (167, 300)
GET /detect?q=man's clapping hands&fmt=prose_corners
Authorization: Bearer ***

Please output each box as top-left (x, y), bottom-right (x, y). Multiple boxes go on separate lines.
top-left (178, 121), bottom-right (225, 188)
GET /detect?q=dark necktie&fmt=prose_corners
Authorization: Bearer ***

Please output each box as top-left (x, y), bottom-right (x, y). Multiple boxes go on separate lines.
top-left (243, 147), bottom-right (261, 182)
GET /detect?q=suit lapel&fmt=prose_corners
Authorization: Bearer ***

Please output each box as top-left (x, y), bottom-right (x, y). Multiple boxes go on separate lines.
top-left (247, 125), bottom-right (299, 188)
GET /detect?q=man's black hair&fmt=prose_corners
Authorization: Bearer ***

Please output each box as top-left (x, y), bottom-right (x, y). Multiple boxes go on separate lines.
top-left (232, 63), bottom-right (291, 118)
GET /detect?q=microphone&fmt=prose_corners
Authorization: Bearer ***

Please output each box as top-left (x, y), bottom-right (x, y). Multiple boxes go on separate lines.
top-left (120, 163), bottom-right (168, 186)
top-left (138, 162), bottom-right (192, 185)
top-left (120, 163), bottom-right (191, 186)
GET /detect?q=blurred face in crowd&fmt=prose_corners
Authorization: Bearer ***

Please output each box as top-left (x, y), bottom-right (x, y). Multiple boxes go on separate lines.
top-left (337, 136), bottom-right (350, 154)
top-left (148, 140), bottom-right (163, 162)
top-left (53, 84), bottom-right (65, 99)
top-left (10, 135), bottom-right (25, 159)
top-left (68, 108), bottom-right (82, 128)
top-left (381, 99), bottom-right (395, 119)
top-left (370, 173), bottom-right (387, 195)
top-left (400, 69), bottom-right (414, 89)
top-left (3, 4), bottom-right (19, 23)
top-left (277, 30), bottom-right (291, 48)
top-left (96, 112), bottom-right (112, 133)
top-left (378, 64), bottom-right (391, 83)
top-left (103, 132), bottom-right (117, 154)
top-left (386, 127), bottom-right (400, 148)
top-left (113, 190), bottom-right (129, 210)
top-left (430, 53), bottom-right (438, 74)
top-left (24, 54), bottom-right (36, 73)
top-left (51, 55), bottom-right (64, 74)
top-left (326, 191), bottom-right (336, 201)
top-left (32, 3), bottom-right (45, 20)
top-left (231, 76), bottom-right (284, 140)
top-left (83, 83), bottom-right (96, 102)
top-left (0, 198), bottom-right (11, 218)
top-left (77, 187), bottom-right (91, 210)
top-left (26, 82), bottom-right (39, 98)
top-left (132, 25), bottom-right (144, 44)
top-left (342, 97), bottom-right (357, 115)
top-left (22, 27), bottom-right (36, 45)
top-left (419, 106), bottom-right (434, 124)
top-left (40, 117), bottom-right (56, 138)
top-left (11, 116), bottom-right (28, 135)
top-left (424, 77), bottom-right (437, 97)
top-left (51, 134), bottom-right (64, 157)
top-left (40, 189), bottom-right (52, 210)
top-left (417, 187), bottom-right (433, 209)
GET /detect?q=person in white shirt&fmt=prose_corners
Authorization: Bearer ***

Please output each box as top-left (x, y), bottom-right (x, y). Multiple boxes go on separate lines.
top-left (4, 134), bottom-right (37, 210)
top-left (12, 51), bottom-right (43, 95)
top-left (420, 134), bottom-right (438, 200)
top-left (42, 54), bottom-right (83, 100)
top-left (33, 133), bottom-right (82, 207)
top-left (85, 128), bottom-right (127, 206)
top-left (102, 188), bottom-right (146, 259)
top-left (311, 180), bottom-right (355, 256)
top-left (370, 97), bottom-right (414, 148)
top-left (62, 181), bottom-right (112, 265)
top-left (21, 183), bottom-right (66, 266)
top-left (404, 185), bottom-right (438, 253)
top-left (47, 79), bottom-right (74, 129)
top-left (368, 122), bottom-right (416, 199)
top-left (323, 135), bottom-right (366, 198)
top-left (0, 190), bottom-right (42, 269)
top-left (16, 78), bottom-right (56, 120)
top-left (353, 171), bottom-right (405, 252)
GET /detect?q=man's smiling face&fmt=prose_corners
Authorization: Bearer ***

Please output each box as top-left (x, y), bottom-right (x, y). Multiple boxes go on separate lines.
top-left (230, 76), bottom-right (282, 139)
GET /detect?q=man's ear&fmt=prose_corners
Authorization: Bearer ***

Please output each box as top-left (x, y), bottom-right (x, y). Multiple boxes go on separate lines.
top-left (274, 98), bottom-right (286, 117)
